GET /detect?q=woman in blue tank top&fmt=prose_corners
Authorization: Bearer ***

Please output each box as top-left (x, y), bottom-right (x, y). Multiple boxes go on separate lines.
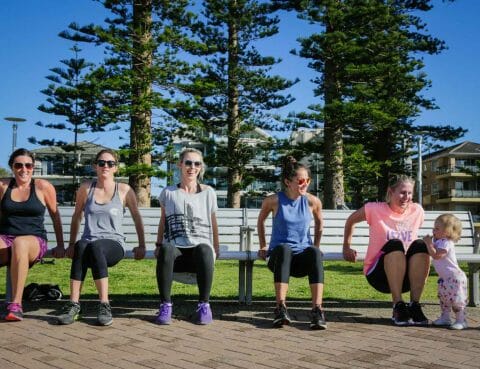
top-left (0, 148), bottom-right (65, 321)
top-left (257, 156), bottom-right (326, 329)
top-left (55, 149), bottom-right (145, 326)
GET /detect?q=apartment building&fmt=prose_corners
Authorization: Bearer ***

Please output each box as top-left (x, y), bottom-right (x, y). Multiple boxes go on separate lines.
top-left (422, 141), bottom-right (480, 228)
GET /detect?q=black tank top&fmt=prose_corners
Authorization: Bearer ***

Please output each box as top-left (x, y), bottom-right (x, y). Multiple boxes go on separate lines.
top-left (0, 179), bottom-right (47, 240)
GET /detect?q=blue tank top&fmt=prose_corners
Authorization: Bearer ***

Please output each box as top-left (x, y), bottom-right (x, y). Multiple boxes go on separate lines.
top-left (0, 179), bottom-right (47, 240)
top-left (268, 191), bottom-right (312, 255)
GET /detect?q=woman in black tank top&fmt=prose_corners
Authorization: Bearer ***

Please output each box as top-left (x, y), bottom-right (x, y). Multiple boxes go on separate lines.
top-left (0, 148), bottom-right (65, 322)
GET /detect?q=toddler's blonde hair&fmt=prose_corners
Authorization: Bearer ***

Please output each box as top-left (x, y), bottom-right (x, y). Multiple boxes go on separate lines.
top-left (435, 213), bottom-right (462, 242)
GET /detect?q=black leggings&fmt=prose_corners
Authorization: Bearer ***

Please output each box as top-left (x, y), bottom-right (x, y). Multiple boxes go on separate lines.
top-left (156, 243), bottom-right (214, 302)
top-left (267, 244), bottom-right (324, 284)
top-left (366, 239), bottom-right (428, 293)
top-left (70, 239), bottom-right (125, 281)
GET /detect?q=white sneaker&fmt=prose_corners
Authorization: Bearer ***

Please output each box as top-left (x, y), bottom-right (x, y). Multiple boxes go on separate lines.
top-left (433, 316), bottom-right (452, 326)
top-left (450, 320), bottom-right (467, 330)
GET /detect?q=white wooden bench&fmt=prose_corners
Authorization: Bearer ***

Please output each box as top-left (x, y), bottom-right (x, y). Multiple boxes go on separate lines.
top-left (5, 208), bottom-right (480, 306)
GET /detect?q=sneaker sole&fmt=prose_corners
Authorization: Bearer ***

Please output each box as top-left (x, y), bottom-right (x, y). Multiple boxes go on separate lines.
top-left (56, 313), bottom-right (81, 325)
top-left (411, 320), bottom-right (429, 326)
top-left (97, 319), bottom-right (113, 326)
top-left (154, 319), bottom-right (172, 325)
top-left (273, 318), bottom-right (291, 327)
top-left (4, 313), bottom-right (23, 322)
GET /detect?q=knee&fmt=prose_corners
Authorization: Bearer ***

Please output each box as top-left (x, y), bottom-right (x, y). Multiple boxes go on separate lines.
top-left (272, 243), bottom-right (291, 257)
top-left (306, 246), bottom-right (323, 264)
top-left (196, 244), bottom-right (214, 258)
top-left (157, 243), bottom-right (176, 261)
top-left (407, 239), bottom-right (428, 257)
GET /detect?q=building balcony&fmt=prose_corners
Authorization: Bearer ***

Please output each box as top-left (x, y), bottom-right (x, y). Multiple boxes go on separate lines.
top-left (433, 189), bottom-right (480, 204)
top-left (435, 165), bottom-right (479, 178)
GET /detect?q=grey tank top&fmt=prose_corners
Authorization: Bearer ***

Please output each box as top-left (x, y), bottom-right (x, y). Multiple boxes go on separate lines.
top-left (81, 181), bottom-right (125, 245)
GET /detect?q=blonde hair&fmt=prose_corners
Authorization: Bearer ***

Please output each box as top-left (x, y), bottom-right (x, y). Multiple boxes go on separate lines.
top-left (385, 174), bottom-right (415, 203)
top-left (435, 213), bottom-right (462, 242)
top-left (179, 147), bottom-right (205, 180)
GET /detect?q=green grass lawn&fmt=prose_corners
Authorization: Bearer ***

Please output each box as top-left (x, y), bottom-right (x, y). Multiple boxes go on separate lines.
top-left (0, 258), bottom-right (454, 303)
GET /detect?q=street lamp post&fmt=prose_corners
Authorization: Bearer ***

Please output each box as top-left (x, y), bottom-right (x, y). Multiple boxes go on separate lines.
top-left (4, 117), bottom-right (26, 153)
top-left (417, 136), bottom-right (423, 205)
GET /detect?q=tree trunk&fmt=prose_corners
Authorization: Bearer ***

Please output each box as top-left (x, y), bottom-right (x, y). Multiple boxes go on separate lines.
top-left (322, 12), bottom-right (345, 210)
top-left (130, 0), bottom-right (153, 207)
top-left (226, 2), bottom-right (242, 208)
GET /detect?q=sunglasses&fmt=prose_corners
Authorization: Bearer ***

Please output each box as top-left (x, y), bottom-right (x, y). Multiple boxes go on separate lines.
top-left (13, 162), bottom-right (34, 170)
top-left (296, 177), bottom-right (311, 186)
top-left (184, 160), bottom-right (202, 168)
top-left (96, 160), bottom-right (117, 168)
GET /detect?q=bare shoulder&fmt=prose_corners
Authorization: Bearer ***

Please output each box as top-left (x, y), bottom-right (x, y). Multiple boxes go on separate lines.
top-left (307, 193), bottom-right (322, 208)
top-left (0, 178), bottom-right (10, 188)
top-left (200, 184), bottom-right (214, 193)
top-left (34, 178), bottom-right (55, 191)
top-left (262, 193), bottom-right (278, 207)
top-left (118, 181), bottom-right (132, 194)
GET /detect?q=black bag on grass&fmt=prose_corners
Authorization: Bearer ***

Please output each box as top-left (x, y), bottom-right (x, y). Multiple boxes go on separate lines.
top-left (23, 283), bottom-right (63, 301)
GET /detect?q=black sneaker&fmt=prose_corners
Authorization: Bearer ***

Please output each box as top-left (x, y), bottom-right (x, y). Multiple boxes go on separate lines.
top-left (392, 301), bottom-right (410, 326)
top-left (409, 301), bottom-right (429, 326)
top-left (273, 304), bottom-right (291, 327)
top-left (56, 301), bottom-right (81, 325)
top-left (97, 302), bottom-right (113, 326)
top-left (310, 306), bottom-right (327, 330)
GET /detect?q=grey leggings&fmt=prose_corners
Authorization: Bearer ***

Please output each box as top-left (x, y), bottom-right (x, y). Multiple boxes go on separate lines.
top-left (156, 243), bottom-right (214, 302)
top-left (70, 239), bottom-right (125, 281)
top-left (268, 244), bottom-right (324, 284)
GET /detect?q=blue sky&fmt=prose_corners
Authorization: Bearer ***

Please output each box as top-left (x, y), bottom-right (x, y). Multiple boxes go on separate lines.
top-left (1, 0), bottom-right (479, 174)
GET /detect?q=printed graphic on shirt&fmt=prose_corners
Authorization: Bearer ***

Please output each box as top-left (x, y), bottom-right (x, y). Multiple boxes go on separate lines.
top-left (165, 202), bottom-right (211, 244)
top-left (386, 220), bottom-right (413, 243)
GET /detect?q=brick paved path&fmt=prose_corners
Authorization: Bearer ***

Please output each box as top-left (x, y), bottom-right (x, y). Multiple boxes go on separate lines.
top-left (1, 299), bottom-right (479, 369)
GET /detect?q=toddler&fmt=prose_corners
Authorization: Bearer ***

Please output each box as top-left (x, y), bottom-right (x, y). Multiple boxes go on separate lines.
top-left (423, 214), bottom-right (467, 330)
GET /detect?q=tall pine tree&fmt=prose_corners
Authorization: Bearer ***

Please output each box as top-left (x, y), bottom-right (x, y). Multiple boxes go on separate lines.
top-left (169, 0), bottom-right (298, 207)
top-left (60, 0), bottom-right (195, 206)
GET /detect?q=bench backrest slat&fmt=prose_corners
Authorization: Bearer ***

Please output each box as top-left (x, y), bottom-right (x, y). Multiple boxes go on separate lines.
top-left (43, 207), bottom-right (477, 256)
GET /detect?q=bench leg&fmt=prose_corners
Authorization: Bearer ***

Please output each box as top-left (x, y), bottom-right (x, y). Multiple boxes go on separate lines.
top-left (468, 263), bottom-right (480, 307)
top-left (238, 260), bottom-right (246, 304)
top-left (245, 260), bottom-right (254, 305)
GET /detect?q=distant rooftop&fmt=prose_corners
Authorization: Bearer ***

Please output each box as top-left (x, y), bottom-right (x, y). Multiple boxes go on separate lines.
top-left (31, 141), bottom-right (110, 156)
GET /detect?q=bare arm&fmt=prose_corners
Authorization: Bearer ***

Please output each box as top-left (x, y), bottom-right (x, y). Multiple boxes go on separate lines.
top-left (66, 183), bottom-right (88, 259)
top-left (342, 206), bottom-right (366, 262)
top-left (211, 212), bottom-right (220, 258)
top-left (39, 179), bottom-right (65, 257)
top-left (423, 235), bottom-right (448, 260)
top-left (309, 194), bottom-right (323, 248)
top-left (257, 195), bottom-right (275, 260)
top-left (125, 185), bottom-right (146, 260)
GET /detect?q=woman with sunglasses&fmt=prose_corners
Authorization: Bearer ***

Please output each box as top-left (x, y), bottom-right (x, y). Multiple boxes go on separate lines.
top-left (343, 175), bottom-right (430, 326)
top-left (154, 147), bottom-right (219, 325)
top-left (55, 149), bottom-right (145, 326)
top-left (0, 148), bottom-right (65, 321)
top-left (257, 156), bottom-right (326, 329)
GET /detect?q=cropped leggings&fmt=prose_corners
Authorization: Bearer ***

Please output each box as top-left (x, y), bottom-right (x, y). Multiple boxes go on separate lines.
top-left (267, 244), bottom-right (324, 284)
top-left (156, 243), bottom-right (214, 302)
top-left (70, 239), bottom-right (125, 281)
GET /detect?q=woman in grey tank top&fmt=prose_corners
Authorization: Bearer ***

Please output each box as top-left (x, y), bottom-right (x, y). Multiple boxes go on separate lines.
top-left (55, 149), bottom-right (146, 326)
top-left (154, 148), bottom-right (219, 325)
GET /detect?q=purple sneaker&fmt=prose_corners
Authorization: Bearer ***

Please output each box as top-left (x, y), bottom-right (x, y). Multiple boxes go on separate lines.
top-left (195, 302), bottom-right (212, 325)
top-left (5, 302), bottom-right (23, 322)
top-left (155, 302), bottom-right (172, 325)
